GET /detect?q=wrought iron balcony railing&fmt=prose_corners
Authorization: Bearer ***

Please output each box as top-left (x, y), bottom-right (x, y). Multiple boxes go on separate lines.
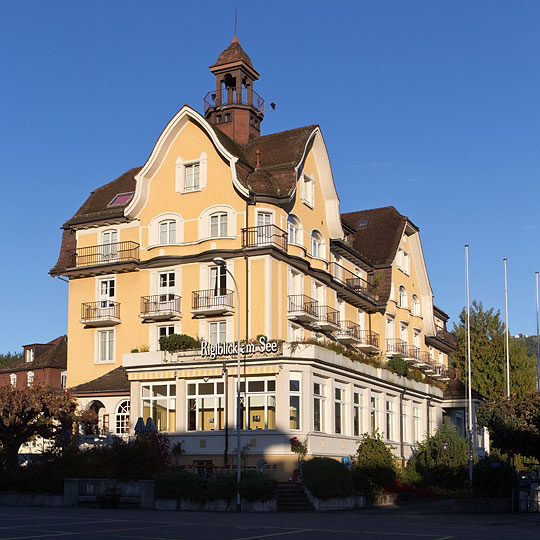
top-left (329, 262), bottom-right (376, 300)
top-left (81, 301), bottom-right (121, 325)
top-left (192, 289), bottom-right (234, 312)
top-left (316, 305), bottom-right (340, 328)
top-left (435, 327), bottom-right (455, 346)
top-left (287, 294), bottom-right (318, 320)
top-left (70, 241), bottom-right (140, 269)
top-left (386, 338), bottom-right (408, 356)
top-left (203, 88), bottom-right (265, 114)
top-left (241, 224), bottom-right (288, 252)
top-left (140, 295), bottom-right (182, 319)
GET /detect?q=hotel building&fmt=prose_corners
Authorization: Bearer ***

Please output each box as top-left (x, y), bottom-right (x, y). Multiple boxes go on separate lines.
top-left (50, 38), bottom-right (486, 476)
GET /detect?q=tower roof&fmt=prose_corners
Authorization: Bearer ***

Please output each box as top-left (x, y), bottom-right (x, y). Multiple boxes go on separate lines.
top-left (212, 36), bottom-right (253, 68)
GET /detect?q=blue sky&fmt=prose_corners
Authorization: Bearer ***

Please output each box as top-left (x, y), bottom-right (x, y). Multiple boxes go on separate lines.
top-left (1, 1), bottom-right (539, 352)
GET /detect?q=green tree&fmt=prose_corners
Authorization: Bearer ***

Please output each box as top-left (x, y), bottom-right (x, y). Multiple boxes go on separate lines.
top-left (453, 301), bottom-right (536, 399)
top-left (476, 392), bottom-right (540, 460)
top-left (0, 351), bottom-right (21, 369)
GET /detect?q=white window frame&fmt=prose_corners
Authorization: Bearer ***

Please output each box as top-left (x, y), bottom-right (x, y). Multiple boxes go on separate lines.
top-left (353, 389), bottom-right (364, 437)
top-left (402, 401), bottom-right (409, 443)
top-left (334, 384), bottom-right (345, 435)
top-left (209, 320), bottom-right (227, 345)
top-left (187, 380), bottom-right (225, 432)
top-left (310, 230), bottom-right (325, 259)
top-left (412, 405), bottom-right (420, 442)
top-left (101, 229), bottom-right (119, 262)
top-left (61, 371), bottom-right (67, 389)
top-left (289, 375), bottom-right (301, 431)
top-left (176, 153), bottom-right (207, 193)
top-left (210, 212), bottom-right (228, 238)
top-left (398, 285), bottom-right (407, 308)
top-left (313, 381), bottom-right (326, 433)
top-left (385, 399), bottom-right (395, 441)
top-left (9, 373), bottom-right (16, 388)
top-left (27, 371), bottom-right (34, 387)
top-left (370, 393), bottom-right (380, 435)
top-left (239, 378), bottom-right (276, 431)
top-left (411, 294), bottom-right (420, 316)
top-left (287, 215), bottom-right (300, 246)
top-left (115, 400), bottom-right (130, 435)
top-left (25, 349), bottom-right (34, 363)
top-left (96, 329), bottom-right (115, 364)
top-left (301, 173), bottom-right (315, 208)
top-left (141, 382), bottom-right (176, 432)
top-left (159, 220), bottom-right (176, 245)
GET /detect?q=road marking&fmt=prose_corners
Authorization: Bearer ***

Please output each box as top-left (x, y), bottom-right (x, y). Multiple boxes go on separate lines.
top-left (232, 530), bottom-right (312, 540)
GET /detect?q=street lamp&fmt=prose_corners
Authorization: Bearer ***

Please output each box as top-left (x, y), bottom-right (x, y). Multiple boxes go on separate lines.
top-left (213, 256), bottom-right (242, 512)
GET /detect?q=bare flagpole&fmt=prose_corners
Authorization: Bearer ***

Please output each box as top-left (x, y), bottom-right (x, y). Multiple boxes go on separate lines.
top-left (465, 245), bottom-right (473, 488)
top-left (536, 272), bottom-right (540, 392)
top-left (504, 259), bottom-right (510, 397)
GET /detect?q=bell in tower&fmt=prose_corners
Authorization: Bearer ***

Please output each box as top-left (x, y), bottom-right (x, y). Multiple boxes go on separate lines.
top-left (203, 37), bottom-right (265, 145)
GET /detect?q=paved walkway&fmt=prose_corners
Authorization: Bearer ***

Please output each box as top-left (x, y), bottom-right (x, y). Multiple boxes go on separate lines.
top-left (0, 505), bottom-right (539, 539)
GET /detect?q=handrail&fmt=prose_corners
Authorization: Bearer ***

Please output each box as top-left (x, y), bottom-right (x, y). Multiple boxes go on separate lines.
top-left (329, 262), bottom-right (375, 299)
top-left (242, 224), bottom-right (288, 252)
top-left (141, 295), bottom-right (181, 315)
top-left (386, 338), bottom-right (407, 355)
top-left (81, 301), bottom-right (120, 320)
top-left (203, 88), bottom-right (265, 114)
top-left (287, 294), bottom-right (318, 317)
top-left (192, 289), bottom-right (234, 310)
top-left (71, 241), bottom-right (140, 269)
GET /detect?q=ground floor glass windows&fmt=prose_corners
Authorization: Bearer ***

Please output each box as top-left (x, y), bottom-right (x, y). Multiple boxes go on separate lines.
top-left (335, 387), bottom-right (344, 434)
top-left (353, 390), bottom-right (363, 437)
top-left (187, 380), bottom-right (225, 431)
top-left (289, 377), bottom-right (301, 430)
top-left (115, 400), bottom-right (130, 434)
top-left (313, 382), bottom-right (325, 432)
top-left (141, 382), bottom-right (176, 432)
top-left (240, 379), bottom-right (276, 430)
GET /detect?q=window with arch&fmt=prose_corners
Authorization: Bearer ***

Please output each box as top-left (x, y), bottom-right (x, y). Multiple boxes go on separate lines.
top-left (159, 220), bottom-right (176, 244)
top-left (287, 215), bottom-right (299, 245)
top-left (411, 294), bottom-right (420, 316)
top-left (311, 230), bottom-right (323, 258)
top-left (398, 286), bottom-right (407, 308)
top-left (115, 400), bottom-right (130, 434)
top-left (210, 212), bottom-right (228, 237)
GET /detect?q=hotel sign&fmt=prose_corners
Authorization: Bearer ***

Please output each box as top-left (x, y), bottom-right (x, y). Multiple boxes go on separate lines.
top-left (201, 335), bottom-right (279, 360)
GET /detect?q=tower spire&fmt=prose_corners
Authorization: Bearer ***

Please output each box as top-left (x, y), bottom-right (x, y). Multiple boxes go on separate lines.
top-left (203, 38), bottom-right (265, 145)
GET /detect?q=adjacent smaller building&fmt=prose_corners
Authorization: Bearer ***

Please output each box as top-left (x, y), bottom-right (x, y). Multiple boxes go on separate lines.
top-left (0, 336), bottom-right (67, 389)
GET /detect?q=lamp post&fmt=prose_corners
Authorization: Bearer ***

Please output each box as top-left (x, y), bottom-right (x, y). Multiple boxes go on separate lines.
top-left (213, 257), bottom-right (242, 512)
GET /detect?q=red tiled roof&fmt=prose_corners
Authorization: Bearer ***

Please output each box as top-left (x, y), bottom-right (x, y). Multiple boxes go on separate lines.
top-left (71, 367), bottom-right (129, 394)
top-left (0, 336), bottom-right (67, 374)
top-left (212, 36), bottom-right (253, 68)
top-left (342, 206), bottom-right (407, 267)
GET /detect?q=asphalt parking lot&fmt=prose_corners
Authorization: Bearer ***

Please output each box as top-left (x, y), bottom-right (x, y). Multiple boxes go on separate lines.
top-left (0, 505), bottom-right (539, 540)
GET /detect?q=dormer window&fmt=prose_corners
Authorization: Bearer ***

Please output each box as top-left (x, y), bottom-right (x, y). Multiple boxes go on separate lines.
top-left (108, 192), bottom-right (134, 207)
top-left (26, 349), bottom-right (34, 363)
top-left (185, 163), bottom-right (200, 192)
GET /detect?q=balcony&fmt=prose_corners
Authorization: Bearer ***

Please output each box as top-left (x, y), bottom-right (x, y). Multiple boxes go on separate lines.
top-left (432, 364), bottom-right (451, 381)
top-left (140, 295), bottom-right (182, 322)
top-left (65, 241), bottom-right (140, 276)
top-left (241, 225), bottom-right (288, 252)
top-left (386, 338), bottom-right (407, 357)
top-left (404, 345), bottom-right (422, 365)
top-left (192, 289), bottom-right (234, 316)
top-left (418, 351), bottom-right (434, 370)
top-left (287, 295), bottom-right (318, 323)
top-left (313, 305), bottom-right (340, 331)
top-left (426, 326), bottom-right (456, 354)
top-left (329, 262), bottom-right (377, 308)
top-left (436, 327), bottom-right (455, 347)
top-left (203, 88), bottom-right (265, 114)
top-left (336, 321), bottom-right (380, 351)
top-left (81, 301), bottom-right (121, 327)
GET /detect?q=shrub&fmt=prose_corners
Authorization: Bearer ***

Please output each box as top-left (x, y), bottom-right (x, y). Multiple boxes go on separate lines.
top-left (238, 471), bottom-right (277, 502)
top-left (473, 454), bottom-right (517, 498)
top-left (154, 470), bottom-right (206, 501)
top-left (206, 473), bottom-right (236, 501)
top-left (350, 470), bottom-right (377, 500)
top-left (159, 334), bottom-right (200, 353)
top-left (302, 457), bottom-right (354, 500)
top-left (353, 433), bottom-right (397, 489)
top-left (386, 357), bottom-right (409, 377)
top-left (407, 369), bottom-right (423, 382)
top-left (409, 424), bottom-right (469, 490)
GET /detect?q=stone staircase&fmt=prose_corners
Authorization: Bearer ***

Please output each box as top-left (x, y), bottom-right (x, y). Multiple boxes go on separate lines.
top-left (276, 482), bottom-right (314, 512)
